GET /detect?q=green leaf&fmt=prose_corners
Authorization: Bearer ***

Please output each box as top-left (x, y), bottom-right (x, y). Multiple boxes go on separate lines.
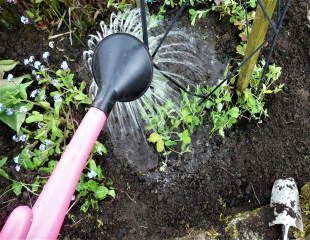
top-left (108, 189), bottom-right (116, 198)
top-left (0, 60), bottom-right (19, 74)
top-left (12, 181), bottom-right (23, 196)
top-left (181, 130), bottom-right (191, 144)
top-left (156, 139), bottom-right (165, 153)
top-left (0, 157), bottom-right (7, 168)
top-left (0, 104), bottom-right (27, 132)
top-left (54, 101), bottom-right (62, 118)
top-left (93, 141), bottom-right (107, 155)
top-left (25, 111), bottom-right (44, 123)
top-left (94, 186), bottom-right (109, 200)
top-left (18, 79), bottom-right (32, 99)
top-left (229, 107), bottom-right (239, 118)
top-left (85, 179), bottom-right (99, 192)
top-left (148, 132), bottom-right (161, 143)
top-left (39, 101), bottom-right (51, 110)
top-left (205, 100), bottom-right (214, 109)
top-left (0, 169), bottom-right (9, 179)
top-left (164, 140), bottom-right (177, 147)
top-left (80, 200), bottom-right (91, 212)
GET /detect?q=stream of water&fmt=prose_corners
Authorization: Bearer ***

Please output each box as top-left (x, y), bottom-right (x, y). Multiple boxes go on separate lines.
top-left (83, 8), bottom-right (223, 171)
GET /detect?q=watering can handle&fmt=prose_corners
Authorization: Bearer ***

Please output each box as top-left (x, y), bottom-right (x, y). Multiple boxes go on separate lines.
top-left (0, 206), bottom-right (33, 239)
top-left (26, 107), bottom-right (107, 239)
top-left (0, 107), bottom-right (107, 240)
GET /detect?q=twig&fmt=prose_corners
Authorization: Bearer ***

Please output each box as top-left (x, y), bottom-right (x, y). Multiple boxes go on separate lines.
top-left (122, 191), bottom-right (136, 203)
top-left (69, 7), bottom-right (73, 46)
top-left (251, 183), bottom-right (261, 205)
top-left (48, 31), bottom-right (75, 40)
top-left (66, 198), bottom-right (78, 215)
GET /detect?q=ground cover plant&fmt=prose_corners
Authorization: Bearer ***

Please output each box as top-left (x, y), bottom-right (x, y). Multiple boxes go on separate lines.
top-left (0, 0), bottom-right (309, 239)
top-left (0, 57), bottom-right (115, 213)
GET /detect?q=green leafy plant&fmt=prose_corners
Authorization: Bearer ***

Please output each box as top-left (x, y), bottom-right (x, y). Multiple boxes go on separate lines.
top-left (0, 60), bottom-right (32, 132)
top-left (0, 57), bottom-right (114, 213)
top-left (204, 60), bottom-right (282, 137)
top-left (146, 91), bottom-right (204, 155)
top-left (146, 60), bottom-right (282, 154)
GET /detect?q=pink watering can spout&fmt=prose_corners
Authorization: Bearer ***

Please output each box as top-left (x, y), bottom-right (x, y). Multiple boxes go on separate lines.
top-left (0, 33), bottom-right (153, 240)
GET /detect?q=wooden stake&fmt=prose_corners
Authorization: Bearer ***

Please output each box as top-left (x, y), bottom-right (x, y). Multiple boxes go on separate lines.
top-left (236, 0), bottom-right (277, 92)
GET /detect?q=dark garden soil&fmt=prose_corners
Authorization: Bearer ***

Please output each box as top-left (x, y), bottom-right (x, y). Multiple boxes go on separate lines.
top-left (0, 0), bottom-right (309, 239)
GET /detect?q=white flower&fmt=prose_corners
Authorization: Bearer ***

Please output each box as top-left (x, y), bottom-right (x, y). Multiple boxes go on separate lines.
top-left (45, 139), bottom-right (52, 146)
top-left (19, 134), bottom-right (27, 142)
top-left (28, 56), bottom-right (34, 63)
top-left (19, 106), bottom-right (27, 113)
top-left (7, 74), bottom-right (13, 81)
top-left (23, 58), bottom-right (29, 65)
top-left (37, 123), bottom-right (43, 128)
top-left (87, 170), bottom-right (97, 179)
top-left (39, 144), bottom-right (46, 151)
top-left (20, 16), bottom-right (29, 25)
top-left (71, 195), bottom-right (76, 201)
top-left (48, 41), bottom-right (54, 49)
top-left (53, 95), bottom-right (62, 102)
top-left (15, 165), bottom-right (21, 172)
top-left (35, 75), bottom-right (41, 81)
top-left (6, 108), bottom-right (13, 116)
top-left (13, 156), bottom-right (19, 164)
top-left (60, 61), bottom-right (69, 70)
top-left (32, 70), bottom-right (37, 75)
top-left (34, 61), bottom-right (41, 69)
top-left (0, 103), bottom-right (3, 111)
top-left (51, 79), bottom-right (59, 87)
top-left (42, 51), bottom-right (50, 59)
top-left (6, 0), bottom-right (15, 3)
top-left (30, 89), bottom-right (40, 98)
top-left (12, 135), bottom-right (19, 142)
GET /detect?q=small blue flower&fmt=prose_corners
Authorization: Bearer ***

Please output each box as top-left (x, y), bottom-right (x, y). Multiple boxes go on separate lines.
top-left (6, 0), bottom-right (15, 4)
top-left (34, 61), bottom-right (41, 69)
top-left (42, 52), bottom-right (50, 59)
top-left (45, 139), bottom-right (52, 146)
top-left (12, 135), bottom-right (19, 142)
top-left (29, 56), bottom-right (35, 63)
top-left (15, 164), bottom-right (21, 172)
top-left (87, 170), bottom-right (97, 179)
top-left (32, 70), bottom-right (37, 75)
top-left (7, 74), bottom-right (13, 81)
top-left (0, 103), bottom-right (3, 112)
top-left (48, 41), bottom-right (55, 49)
top-left (60, 61), bottom-right (69, 70)
top-left (19, 106), bottom-right (27, 113)
top-left (13, 155), bottom-right (19, 164)
top-left (23, 58), bottom-right (29, 65)
top-left (30, 89), bottom-right (40, 98)
top-left (20, 16), bottom-right (30, 25)
top-left (53, 95), bottom-right (62, 103)
top-left (19, 134), bottom-right (27, 142)
top-left (6, 108), bottom-right (13, 116)
top-left (39, 144), bottom-right (46, 151)
top-left (35, 75), bottom-right (41, 81)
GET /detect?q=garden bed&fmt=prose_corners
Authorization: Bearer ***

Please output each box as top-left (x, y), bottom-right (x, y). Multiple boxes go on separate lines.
top-left (0, 0), bottom-right (309, 239)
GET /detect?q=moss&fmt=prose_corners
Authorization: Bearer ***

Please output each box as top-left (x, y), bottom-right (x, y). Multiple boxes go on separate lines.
top-left (292, 183), bottom-right (310, 239)
top-left (205, 227), bottom-right (221, 240)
